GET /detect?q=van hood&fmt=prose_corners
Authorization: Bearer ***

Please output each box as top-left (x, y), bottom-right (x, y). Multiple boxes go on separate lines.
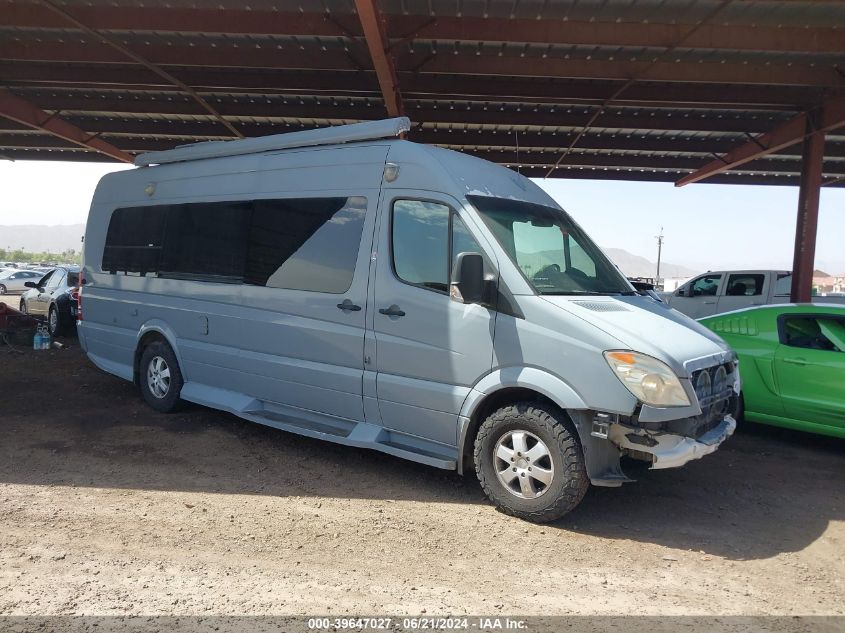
top-left (540, 295), bottom-right (732, 377)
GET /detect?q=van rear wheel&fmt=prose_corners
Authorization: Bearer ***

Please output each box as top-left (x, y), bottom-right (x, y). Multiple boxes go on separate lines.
top-left (139, 340), bottom-right (184, 413)
top-left (474, 401), bottom-right (588, 523)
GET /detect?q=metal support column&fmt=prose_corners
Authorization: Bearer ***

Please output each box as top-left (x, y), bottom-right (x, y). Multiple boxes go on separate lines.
top-left (790, 123), bottom-right (825, 303)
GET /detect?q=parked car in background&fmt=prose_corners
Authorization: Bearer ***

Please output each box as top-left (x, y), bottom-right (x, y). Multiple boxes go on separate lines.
top-left (0, 268), bottom-right (44, 295)
top-left (700, 304), bottom-right (845, 439)
top-left (627, 277), bottom-right (665, 303)
top-left (19, 266), bottom-right (81, 336)
top-left (664, 270), bottom-right (845, 318)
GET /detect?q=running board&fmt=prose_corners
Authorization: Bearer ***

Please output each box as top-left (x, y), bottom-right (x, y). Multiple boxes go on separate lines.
top-left (180, 382), bottom-right (457, 470)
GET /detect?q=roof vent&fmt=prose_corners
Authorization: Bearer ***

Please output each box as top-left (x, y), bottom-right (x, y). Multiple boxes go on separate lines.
top-left (135, 117), bottom-right (411, 167)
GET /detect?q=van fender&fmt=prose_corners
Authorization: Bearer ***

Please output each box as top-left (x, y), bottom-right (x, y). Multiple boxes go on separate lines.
top-left (461, 366), bottom-right (589, 422)
top-left (135, 320), bottom-right (186, 382)
top-left (457, 368), bottom-right (632, 485)
top-left (456, 367), bottom-right (589, 472)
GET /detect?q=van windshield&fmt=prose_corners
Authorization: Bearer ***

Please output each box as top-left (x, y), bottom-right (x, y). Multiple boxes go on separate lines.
top-left (468, 195), bottom-right (634, 296)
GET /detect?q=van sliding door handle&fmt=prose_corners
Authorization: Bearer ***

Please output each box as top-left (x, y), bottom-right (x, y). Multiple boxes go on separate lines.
top-left (336, 299), bottom-right (362, 312)
top-left (379, 305), bottom-right (406, 317)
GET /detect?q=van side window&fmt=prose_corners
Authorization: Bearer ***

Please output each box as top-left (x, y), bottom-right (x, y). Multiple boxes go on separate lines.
top-left (392, 200), bottom-right (450, 293)
top-left (161, 201), bottom-right (251, 281)
top-left (451, 215), bottom-right (484, 270)
top-left (248, 196), bottom-right (367, 293)
top-left (101, 197), bottom-right (367, 293)
top-left (103, 206), bottom-right (168, 276)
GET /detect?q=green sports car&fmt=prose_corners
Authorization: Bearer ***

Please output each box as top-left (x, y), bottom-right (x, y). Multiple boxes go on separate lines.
top-left (699, 304), bottom-right (845, 439)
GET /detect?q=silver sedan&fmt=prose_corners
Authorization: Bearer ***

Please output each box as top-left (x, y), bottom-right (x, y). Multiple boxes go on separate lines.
top-left (0, 269), bottom-right (44, 295)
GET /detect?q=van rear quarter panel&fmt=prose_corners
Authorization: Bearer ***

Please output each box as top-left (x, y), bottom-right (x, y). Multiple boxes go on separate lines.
top-left (82, 145), bottom-right (389, 421)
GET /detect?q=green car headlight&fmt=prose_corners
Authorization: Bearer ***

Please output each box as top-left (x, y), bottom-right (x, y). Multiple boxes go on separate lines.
top-left (603, 351), bottom-right (691, 407)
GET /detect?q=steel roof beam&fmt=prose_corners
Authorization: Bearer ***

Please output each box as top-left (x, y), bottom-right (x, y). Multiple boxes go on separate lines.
top-left (354, 0), bottom-right (403, 117)
top-left (4, 118), bottom-right (845, 157)
top-left (0, 88), bottom-right (132, 162)
top-left (7, 91), bottom-right (802, 133)
top-left (33, 0), bottom-right (243, 138)
top-left (676, 95), bottom-right (845, 186)
top-left (4, 3), bottom-right (844, 53)
top-left (3, 40), bottom-right (839, 88)
top-left (1, 62), bottom-right (828, 110)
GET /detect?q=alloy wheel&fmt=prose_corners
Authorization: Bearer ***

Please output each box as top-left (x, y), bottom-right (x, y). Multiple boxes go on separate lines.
top-left (493, 430), bottom-right (555, 499)
top-left (146, 356), bottom-right (171, 399)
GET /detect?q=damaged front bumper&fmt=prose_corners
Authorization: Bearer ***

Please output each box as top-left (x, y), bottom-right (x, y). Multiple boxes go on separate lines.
top-left (609, 415), bottom-right (736, 470)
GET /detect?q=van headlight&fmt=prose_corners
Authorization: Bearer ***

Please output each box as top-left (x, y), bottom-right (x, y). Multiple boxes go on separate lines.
top-left (603, 351), bottom-right (690, 407)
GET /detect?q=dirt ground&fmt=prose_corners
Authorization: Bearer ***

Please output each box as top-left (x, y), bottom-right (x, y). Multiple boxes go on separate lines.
top-left (1, 340), bottom-right (843, 619)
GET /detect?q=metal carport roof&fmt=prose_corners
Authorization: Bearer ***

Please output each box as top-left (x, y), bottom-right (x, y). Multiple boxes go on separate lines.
top-left (1, 0), bottom-right (843, 188)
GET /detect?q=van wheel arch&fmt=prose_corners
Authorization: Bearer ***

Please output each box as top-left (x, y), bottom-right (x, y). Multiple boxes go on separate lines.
top-left (460, 387), bottom-right (567, 474)
top-left (134, 331), bottom-right (169, 386)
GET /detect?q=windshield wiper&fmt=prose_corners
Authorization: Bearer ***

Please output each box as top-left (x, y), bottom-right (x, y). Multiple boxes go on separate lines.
top-left (541, 291), bottom-right (609, 296)
top-left (541, 290), bottom-right (636, 296)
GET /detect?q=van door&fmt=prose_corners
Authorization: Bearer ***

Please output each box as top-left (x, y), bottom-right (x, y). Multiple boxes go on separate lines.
top-left (231, 196), bottom-right (377, 425)
top-left (369, 193), bottom-right (496, 447)
top-left (717, 273), bottom-right (767, 314)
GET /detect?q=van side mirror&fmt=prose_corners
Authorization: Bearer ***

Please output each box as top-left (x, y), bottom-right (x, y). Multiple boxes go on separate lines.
top-left (451, 252), bottom-right (485, 304)
top-left (24, 281), bottom-right (37, 289)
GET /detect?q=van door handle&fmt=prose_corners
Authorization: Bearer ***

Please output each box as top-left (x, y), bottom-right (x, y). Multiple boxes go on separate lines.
top-left (703, 300), bottom-right (716, 304)
top-left (336, 299), bottom-right (362, 312)
top-left (783, 357), bottom-right (807, 366)
top-left (379, 304), bottom-right (406, 317)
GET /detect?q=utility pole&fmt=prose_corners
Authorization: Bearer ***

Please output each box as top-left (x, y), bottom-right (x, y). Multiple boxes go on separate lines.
top-left (655, 227), bottom-right (664, 288)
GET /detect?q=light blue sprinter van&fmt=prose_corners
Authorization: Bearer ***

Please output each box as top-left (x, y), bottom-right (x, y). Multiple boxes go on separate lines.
top-left (78, 118), bottom-right (738, 522)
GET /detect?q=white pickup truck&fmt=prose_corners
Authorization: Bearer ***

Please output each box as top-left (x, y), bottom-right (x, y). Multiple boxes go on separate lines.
top-left (662, 270), bottom-right (845, 318)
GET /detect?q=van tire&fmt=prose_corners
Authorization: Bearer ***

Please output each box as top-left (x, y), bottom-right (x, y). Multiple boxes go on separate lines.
top-left (139, 340), bottom-right (184, 413)
top-left (474, 401), bottom-right (589, 523)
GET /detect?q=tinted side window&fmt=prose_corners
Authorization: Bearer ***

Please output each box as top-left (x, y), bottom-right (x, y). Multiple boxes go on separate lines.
top-left (101, 197), bottom-right (367, 292)
top-left (247, 196), bottom-right (366, 294)
top-left (691, 274), bottom-right (722, 296)
top-left (103, 206), bottom-right (168, 275)
top-left (392, 200), bottom-right (450, 293)
top-left (160, 201), bottom-right (251, 282)
top-left (726, 274), bottom-right (765, 296)
top-left (781, 316), bottom-right (845, 352)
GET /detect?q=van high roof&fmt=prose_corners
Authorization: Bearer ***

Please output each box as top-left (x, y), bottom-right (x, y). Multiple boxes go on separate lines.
top-left (135, 117), bottom-right (412, 167)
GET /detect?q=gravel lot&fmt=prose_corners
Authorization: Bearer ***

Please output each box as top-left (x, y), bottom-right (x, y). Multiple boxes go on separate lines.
top-left (1, 342), bottom-right (843, 620)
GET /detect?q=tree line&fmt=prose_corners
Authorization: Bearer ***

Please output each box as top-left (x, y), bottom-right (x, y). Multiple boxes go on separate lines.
top-left (0, 248), bottom-right (81, 265)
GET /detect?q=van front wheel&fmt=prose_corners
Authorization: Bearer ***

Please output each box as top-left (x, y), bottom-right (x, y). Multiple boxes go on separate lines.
top-left (139, 340), bottom-right (184, 413)
top-left (474, 401), bottom-right (589, 523)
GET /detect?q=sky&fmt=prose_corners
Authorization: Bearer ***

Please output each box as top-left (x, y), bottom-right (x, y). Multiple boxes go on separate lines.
top-left (1, 160), bottom-right (843, 274)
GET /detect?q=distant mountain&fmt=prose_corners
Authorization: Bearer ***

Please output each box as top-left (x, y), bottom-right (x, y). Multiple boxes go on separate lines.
top-left (0, 223), bottom-right (85, 253)
top-left (602, 247), bottom-right (697, 279)
top-left (513, 246), bottom-right (696, 281)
